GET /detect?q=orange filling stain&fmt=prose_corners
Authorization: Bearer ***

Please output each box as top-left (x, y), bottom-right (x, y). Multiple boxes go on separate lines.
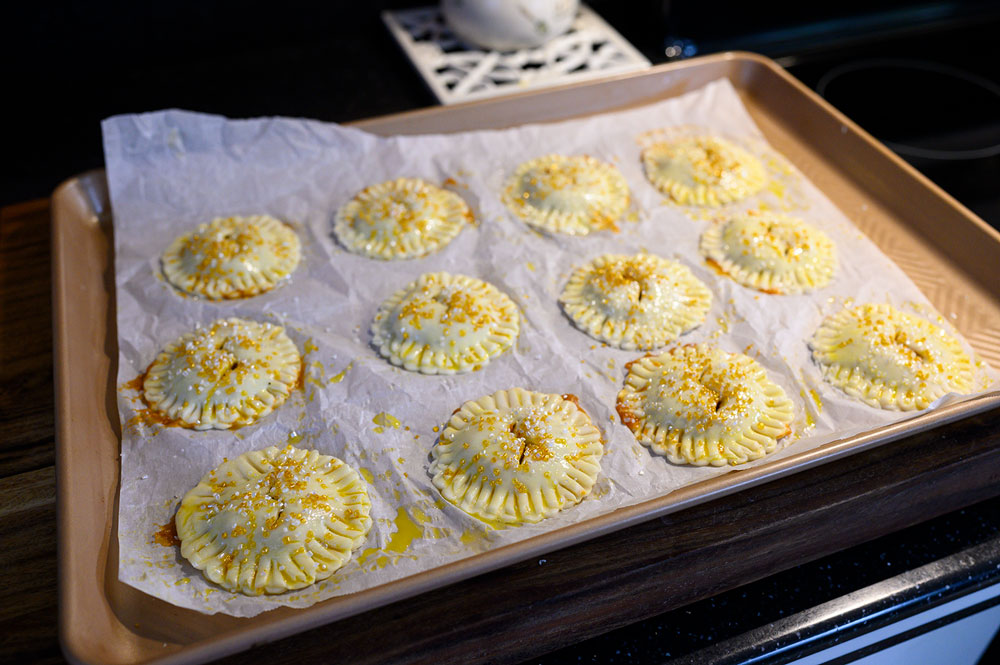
top-left (153, 520), bottom-right (180, 547)
top-left (560, 393), bottom-right (581, 408)
top-left (295, 357), bottom-right (306, 391)
top-left (121, 371), bottom-right (147, 394)
top-left (705, 257), bottom-right (727, 276)
top-left (128, 404), bottom-right (184, 430)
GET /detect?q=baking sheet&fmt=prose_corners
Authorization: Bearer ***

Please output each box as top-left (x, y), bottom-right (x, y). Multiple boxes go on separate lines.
top-left (102, 78), bottom-right (997, 617)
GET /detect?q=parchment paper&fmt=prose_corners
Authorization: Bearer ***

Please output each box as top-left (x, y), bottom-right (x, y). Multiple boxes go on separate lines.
top-left (103, 79), bottom-right (998, 617)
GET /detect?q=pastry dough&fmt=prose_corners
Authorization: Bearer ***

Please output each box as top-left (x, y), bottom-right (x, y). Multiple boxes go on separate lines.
top-left (642, 136), bottom-right (766, 206)
top-left (560, 253), bottom-right (711, 350)
top-left (502, 154), bottom-right (630, 235)
top-left (334, 178), bottom-right (471, 259)
top-left (161, 215), bottom-right (301, 299)
top-left (431, 388), bottom-right (603, 524)
top-left (143, 318), bottom-right (301, 430)
top-left (700, 211), bottom-right (836, 294)
top-left (810, 303), bottom-right (973, 410)
top-left (176, 445), bottom-right (372, 595)
top-left (617, 344), bottom-right (794, 466)
top-left (371, 272), bottom-right (519, 375)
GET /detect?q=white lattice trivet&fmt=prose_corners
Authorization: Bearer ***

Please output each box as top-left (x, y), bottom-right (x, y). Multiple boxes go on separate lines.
top-left (382, 4), bottom-right (651, 105)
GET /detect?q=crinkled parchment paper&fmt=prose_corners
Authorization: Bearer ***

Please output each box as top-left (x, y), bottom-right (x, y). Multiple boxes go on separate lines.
top-left (103, 79), bottom-right (998, 617)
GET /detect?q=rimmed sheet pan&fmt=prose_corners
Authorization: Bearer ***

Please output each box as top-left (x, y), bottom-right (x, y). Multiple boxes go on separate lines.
top-left (55, 52), bottom-right (1000, 665)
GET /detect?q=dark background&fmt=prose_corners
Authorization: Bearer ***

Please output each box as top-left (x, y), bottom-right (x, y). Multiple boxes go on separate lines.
top-left (3, 0), bottom-right (1000, 224)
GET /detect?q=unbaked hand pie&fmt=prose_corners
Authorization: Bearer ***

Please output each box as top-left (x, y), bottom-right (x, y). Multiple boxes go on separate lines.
top-left (642, 136), bottom-right (766, 206)
top-left (560, 253), bottom-right (711, 350)
top-left (371, 272), bottom-right (519, 375)
top-left (502, 154), bottom-right (630, 235)
top-left (700, 211), bottom-right (836, 294)
top-left (617, 344), bottom-right (794, 466)
top-left (810, 303), bottom-right (974, 410)
top-left (143, 318), bottom-right (301, 430)
top-left (431, 388), bottom-right (604, 525)
top-left (176, 445), bottom-right (372, 595)
top-left (334, 178), bottom-right (471, 259)
top-left (161, 215), bottom-right (301, 299)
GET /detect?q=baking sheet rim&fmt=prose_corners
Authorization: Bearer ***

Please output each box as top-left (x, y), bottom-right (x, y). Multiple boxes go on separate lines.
top-left (54, 53), bottom-right (1000, 665)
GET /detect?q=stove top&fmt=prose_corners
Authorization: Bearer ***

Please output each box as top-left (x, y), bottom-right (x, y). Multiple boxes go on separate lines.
top-left (781, 21), bottom-right (1000, 229)
top-left (5, 1), bottom-right (999, 234)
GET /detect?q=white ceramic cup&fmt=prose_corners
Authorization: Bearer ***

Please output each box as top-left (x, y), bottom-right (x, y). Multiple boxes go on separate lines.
top-left (441, 0), bottom-right (579, 51)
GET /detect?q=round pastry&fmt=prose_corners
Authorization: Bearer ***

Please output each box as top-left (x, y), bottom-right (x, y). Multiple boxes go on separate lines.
top-left (642, 136), bottom-right (766, 206)
top-left (700, 211), bottom-right (836, 294)
top-left (371, 272), bottom-right (519, 375)
top-left (334, 177), bottom-right (471, 260)
top-left (559, 253), bottom-right (711, 350)
top-left (431, 388), bottom-right (604, 525)
top-left (616, 344), bottom-right (794, 466)
top-left (176, 445), bottom-right (372, 595)
top-left (161, 215), bottom-right (301, 300)
top-left (810, 303), bottom-right (974, 410)
top-left (143, 318), bottom-right (301, 430)
top-left (502, 154), bottom-right (630, 235)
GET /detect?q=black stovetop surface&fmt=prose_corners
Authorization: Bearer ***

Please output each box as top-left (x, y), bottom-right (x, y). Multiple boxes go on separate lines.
top-left (5, 1), bottom-right (1000, 231)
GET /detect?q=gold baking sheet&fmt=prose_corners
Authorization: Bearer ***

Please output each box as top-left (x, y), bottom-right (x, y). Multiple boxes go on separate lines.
top-left (55, 52), bottom-right (1000, 665)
